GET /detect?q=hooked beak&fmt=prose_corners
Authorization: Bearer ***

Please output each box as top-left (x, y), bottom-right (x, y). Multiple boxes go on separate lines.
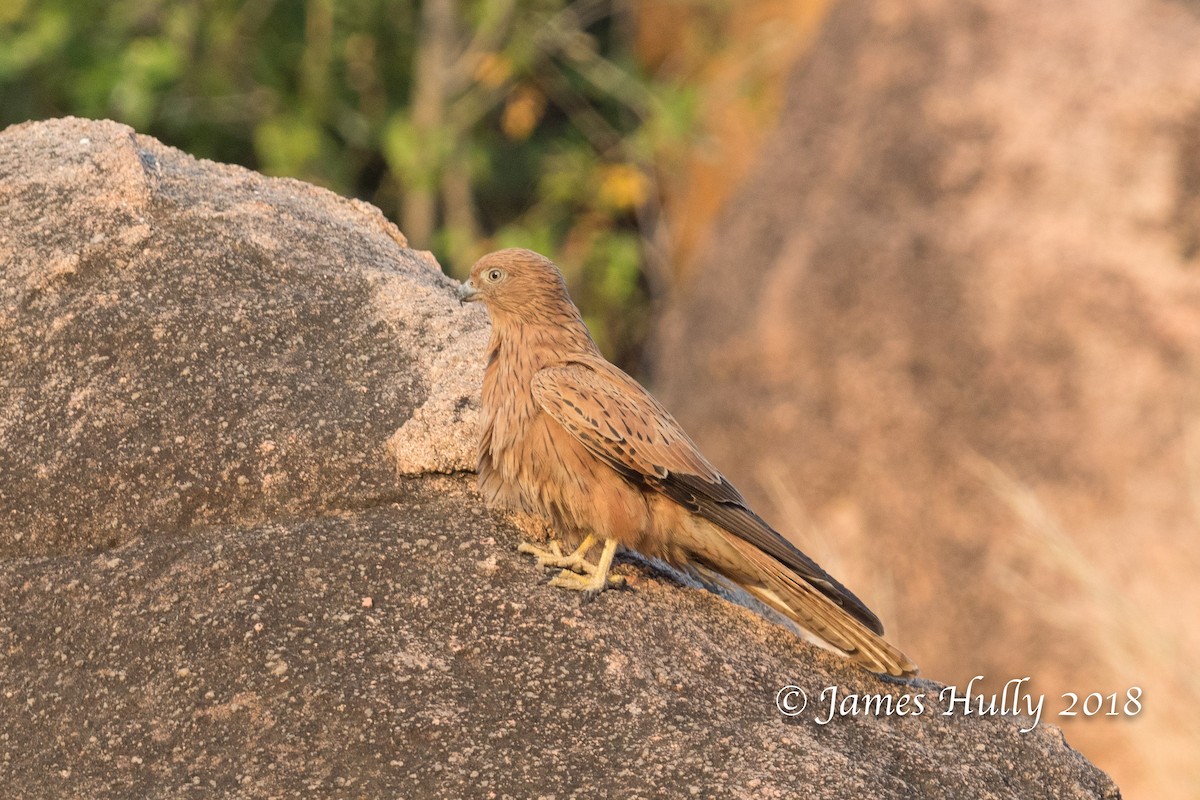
top-left (457, 279), bottom-right (480, 305)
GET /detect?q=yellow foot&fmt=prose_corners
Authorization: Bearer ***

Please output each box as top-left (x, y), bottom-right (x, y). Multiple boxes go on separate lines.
top-left (519, 536), bottom-right (625, 598)
top-left (518, 536), bottom-right (598, 575)
top-left (548, 566), bottom-right (625, 600)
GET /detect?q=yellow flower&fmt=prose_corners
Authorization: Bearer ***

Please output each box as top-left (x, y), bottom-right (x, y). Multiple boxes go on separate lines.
top-left (598, 164), bottom-right (650, 211)
top-left (501, 85), bottom-right (546, 140)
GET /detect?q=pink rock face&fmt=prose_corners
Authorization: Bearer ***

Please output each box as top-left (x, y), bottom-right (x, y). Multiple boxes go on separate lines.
top-left (653, 1), bottom-right (1200, 797)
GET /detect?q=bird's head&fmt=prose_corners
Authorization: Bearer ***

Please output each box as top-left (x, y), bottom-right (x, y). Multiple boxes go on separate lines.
top-left (457, 248), bottom-right (576, 321)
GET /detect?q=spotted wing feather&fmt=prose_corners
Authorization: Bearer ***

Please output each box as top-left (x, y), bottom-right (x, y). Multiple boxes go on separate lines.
top-left (531, 358), bottom-right (884, 634)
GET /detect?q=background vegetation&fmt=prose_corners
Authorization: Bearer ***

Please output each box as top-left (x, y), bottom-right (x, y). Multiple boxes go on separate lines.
top-left (0, 0), bottom-right (707, 370)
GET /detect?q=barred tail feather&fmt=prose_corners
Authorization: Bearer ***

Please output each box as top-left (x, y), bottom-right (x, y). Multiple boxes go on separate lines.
top-left (708, 528), bottom-right (918, 678)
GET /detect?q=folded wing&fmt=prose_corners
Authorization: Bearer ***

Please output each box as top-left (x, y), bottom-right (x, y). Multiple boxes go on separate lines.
top-left (531, 357), bottom-right (885, 635)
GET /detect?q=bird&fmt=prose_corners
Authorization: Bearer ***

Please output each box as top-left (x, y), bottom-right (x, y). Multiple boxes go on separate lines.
top-left (457, 248), bottom-right (917, 678)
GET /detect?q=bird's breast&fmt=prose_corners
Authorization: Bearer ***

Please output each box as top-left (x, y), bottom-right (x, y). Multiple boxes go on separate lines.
top-left (479, 355), bottom-right (649, 544)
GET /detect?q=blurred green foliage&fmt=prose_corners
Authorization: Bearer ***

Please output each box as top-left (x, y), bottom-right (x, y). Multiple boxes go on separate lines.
top-left (0, 0), bottom-right (698, 370)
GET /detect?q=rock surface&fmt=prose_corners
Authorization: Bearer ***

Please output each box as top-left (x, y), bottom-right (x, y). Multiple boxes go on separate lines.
top-left (0, 116), bottom-right (484, 559)
top-left (0, 118), bottom-right (1118, 798)
top-left (652, 1), bottom-right (1200, 797)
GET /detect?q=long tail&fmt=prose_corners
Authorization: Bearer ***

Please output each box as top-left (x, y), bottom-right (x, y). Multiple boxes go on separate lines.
top-left (690, 525), bottom-right (918, 678)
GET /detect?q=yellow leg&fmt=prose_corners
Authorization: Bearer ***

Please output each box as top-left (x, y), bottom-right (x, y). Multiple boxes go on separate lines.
top-left (547, 537), bottom-right (624, 597)
top-left (518, 535), bottom-right (625, 595)
top-left (518, 534), bottom-right (600, 574)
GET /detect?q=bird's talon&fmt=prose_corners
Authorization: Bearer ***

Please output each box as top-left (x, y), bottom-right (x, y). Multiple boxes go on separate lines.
top-left (519, 536), bottom-right (600, 575)
top-left (547, 566), bottom-right (625, 596)
top-left (518, 541), bottom-right (564, 571)
top-left (531, 537), bottom-right (624, 599)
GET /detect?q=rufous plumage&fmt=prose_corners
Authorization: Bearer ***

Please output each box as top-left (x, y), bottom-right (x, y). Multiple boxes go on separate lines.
top-left (458, 248), bottom-right (916, 677)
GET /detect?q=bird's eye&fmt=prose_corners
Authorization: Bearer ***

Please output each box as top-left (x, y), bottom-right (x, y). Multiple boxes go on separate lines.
top-left (486, 268), bottom-right (505, 283)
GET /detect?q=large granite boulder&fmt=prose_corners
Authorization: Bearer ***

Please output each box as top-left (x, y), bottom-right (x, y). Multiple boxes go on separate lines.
top-left (0, 118), bottom-right (1118, 798)
top-left (652, 1), bottom-right (1200, 797)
